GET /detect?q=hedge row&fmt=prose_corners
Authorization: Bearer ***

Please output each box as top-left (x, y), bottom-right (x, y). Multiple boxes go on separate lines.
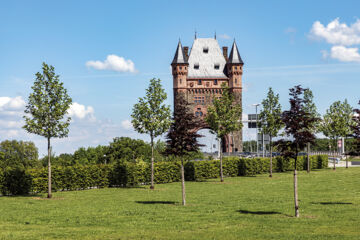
top-left (0, 155), bottom-right (328, 195)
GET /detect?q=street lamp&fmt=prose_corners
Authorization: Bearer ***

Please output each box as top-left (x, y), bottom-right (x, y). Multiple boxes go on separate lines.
top-left (252, 103), bottom-right (261, 157)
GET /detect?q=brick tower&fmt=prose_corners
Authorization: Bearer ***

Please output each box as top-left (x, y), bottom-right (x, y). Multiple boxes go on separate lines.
top-left (171, 37), bottom-right (244, 152)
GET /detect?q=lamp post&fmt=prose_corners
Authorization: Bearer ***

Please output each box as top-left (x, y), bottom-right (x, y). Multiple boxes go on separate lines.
top-left (252, 103), bottom-right (260, 157)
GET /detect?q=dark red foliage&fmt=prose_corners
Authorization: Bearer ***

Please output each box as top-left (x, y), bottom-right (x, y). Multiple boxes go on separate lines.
top-left (280, 85), bottom-right (319, 156)
top-left (165, 94), bottom-right (204, 157)
top-left (352, 100), bottom-right (360, 153)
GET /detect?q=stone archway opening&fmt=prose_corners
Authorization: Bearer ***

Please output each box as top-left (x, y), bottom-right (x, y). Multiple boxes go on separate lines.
top-left (197, 128), bottom-right (218, 158)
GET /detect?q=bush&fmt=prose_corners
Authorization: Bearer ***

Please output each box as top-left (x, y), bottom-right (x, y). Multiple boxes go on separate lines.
top-left (1, 167), bottom-right (32, 195)
top-left (0, 155), bottom-right (329, 195)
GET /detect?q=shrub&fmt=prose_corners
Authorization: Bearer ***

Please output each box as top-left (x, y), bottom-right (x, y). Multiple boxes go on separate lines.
top-left (0, 155), bottom-right (328, 195)
top-left (1, 167), bottom-right (32, 195)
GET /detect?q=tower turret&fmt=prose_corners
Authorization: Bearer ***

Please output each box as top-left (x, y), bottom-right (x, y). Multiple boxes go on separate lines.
top-left (227, 40), bottom-right (244, 89)
top-left (171, 40), bottom-right (188, 92)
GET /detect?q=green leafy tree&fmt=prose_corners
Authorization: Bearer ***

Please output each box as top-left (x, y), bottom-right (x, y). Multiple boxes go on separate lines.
top-left (23, 62), bottom-right (72, 198)
top-left (166, 94), bottom-right (203, 205)
top-left (0, 140), bottom-right (39, 169)
top-left (131, 78), bottom-right (172, 189)
top-left (303, 89), bottom-right (320, 173)
top-left (259, 87), bottom-right (282, 177)
top-left (105, 137), bottom-right (152, 163)
top-left (321, 100), bottom-right (354, 170)
top-left (205, 83), bottom-right (242, 182)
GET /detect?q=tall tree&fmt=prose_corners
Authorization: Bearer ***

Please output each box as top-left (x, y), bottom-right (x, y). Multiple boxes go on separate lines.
top-left (321, 100), bottom-right (354, 170)
top-left (259, 87), bottom-right (282, 177)
top-left (165, 94), bottom-right (203, 205)
top-left (341, 100), bottom-right (355, 168)
top-left (281, 85), bottom-right (317, 217)
top-left (23, 62), bottom-right (72, 198)
top-left (131, 78), bottom-right (171, 189)
top-left (205, 83), bottom-right (242, 182)
top-left (303, 89), bottom-right (320, 173)
top-left (0, 140), bottom-right (39, 169)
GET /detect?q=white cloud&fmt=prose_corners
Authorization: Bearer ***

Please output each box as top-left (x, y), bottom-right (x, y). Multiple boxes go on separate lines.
top-left (121, 119), bottom-right (133, 130)
top-left (67, 102), bottom-right (95, 120)
top-left (219, 34), bottom-right (231, 40)
top-left (309, 18), bottom-right (360, 46)
top-left (86, 54), bottom-right (136, 73)
top-left (330, 45), bottom-right (360, 62)
top-left (0, 96), bottom-right (25, 111)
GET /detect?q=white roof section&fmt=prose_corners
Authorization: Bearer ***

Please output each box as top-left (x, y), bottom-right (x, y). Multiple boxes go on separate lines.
top-left (187, 38), bottom-right (228, 79)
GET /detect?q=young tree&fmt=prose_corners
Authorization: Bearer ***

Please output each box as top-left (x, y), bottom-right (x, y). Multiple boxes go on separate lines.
top-left (259, 87), bottom-right (282, 177)
top-left (303, 89), bottom-right (320, 173)
top-left (281, 85), bottom-right (317, 217)
top-left (165, 94), bottom-right (203, 205)
top-left (23, 62), bottom-right (72, 198)
top-left (205, 83), bottom-right (242, 182)
top-left (321, 100), bottom-right (354, 170)
top-left (131, 78), bottom-right (171, 189)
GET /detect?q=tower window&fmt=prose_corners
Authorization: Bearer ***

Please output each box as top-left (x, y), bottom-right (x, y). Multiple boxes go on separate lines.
top-left (235, 79), bottom-right (237, 84)
top-left (214, 79), bottom-right (218, 85)
top-left (214, 64), bottom-right (220, 69)
top-left (180, 66), bottom-right (182, 70)
top-left (198, 80), bottom-right (202, 85)
top-left (194, 96), bottom-right (205, 105)
top-left (194, 63), bottom-right (199, 69)
top-left (180, 79), bottom-right (182, 84)
top-left (203, 47), bottom-right (209, 53)
top-left (235, 66), bottom-right (238, 70)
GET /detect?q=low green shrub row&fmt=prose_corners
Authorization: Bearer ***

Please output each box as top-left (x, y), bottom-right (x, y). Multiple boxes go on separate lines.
top-left (0, 155), bottom-right (328, 195)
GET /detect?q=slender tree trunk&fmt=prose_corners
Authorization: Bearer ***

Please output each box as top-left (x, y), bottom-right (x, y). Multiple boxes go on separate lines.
top-left (181, 158), bottom-right (186, 206)
top-left (150, 136), bottom-right (155, 190)
top-left (47, 137), bottom-right (52, 199)
top-left (307, 142), bottom-right (310, 173)
top-left (269, 136), bottom-right (272, 178)
top-left (345, 137), bottom-right (348, 169)
top-left (220, 138), bottom-right (224, 182)
top-left (333, 138), bottom-right (336, 171)
top-left (294, 147), bottom-right (299, 218)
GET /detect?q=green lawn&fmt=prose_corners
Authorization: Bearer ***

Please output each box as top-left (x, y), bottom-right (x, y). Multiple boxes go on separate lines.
top-left (0, 168), bottom-right (359, 240)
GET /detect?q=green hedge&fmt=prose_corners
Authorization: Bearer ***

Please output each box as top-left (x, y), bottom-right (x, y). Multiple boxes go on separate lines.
top-left (0, 155), bottom-right (328, 195)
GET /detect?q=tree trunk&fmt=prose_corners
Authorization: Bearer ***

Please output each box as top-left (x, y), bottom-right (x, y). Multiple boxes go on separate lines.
top-left (181, 158), bottom-right (186, 206)
top-left (345, 137), bottom-right (348, 169)
top-left (150, 136), bottom-right (155, 190)
top-left (47, 137), bottom-right (52, 199)
top-left (269, 136), bottom-right (272, 178)
top-left (307, 142), bottom-right (310, 173)
top-left (333, 138), bottom-right (336, 171)
top-left (220, 138), bottom-right (224, 182)
top-left (294, 147), bottom-right (299, 218)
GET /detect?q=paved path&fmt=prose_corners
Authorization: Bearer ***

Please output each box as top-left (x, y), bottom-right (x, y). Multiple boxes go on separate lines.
top-left (328, 160), bottom-right (360, 167)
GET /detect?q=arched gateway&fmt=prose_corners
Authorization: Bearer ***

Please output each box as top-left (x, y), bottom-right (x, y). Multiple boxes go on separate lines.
top-left (171, 36), bottom-right (244, 153)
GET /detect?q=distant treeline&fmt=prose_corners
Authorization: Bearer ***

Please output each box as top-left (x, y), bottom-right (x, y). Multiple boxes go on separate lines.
top-left (0, 137), bottom-right (204, 169)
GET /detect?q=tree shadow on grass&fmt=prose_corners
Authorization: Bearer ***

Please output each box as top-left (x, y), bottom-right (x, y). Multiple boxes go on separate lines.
top-left (135, 201), bottom-right (176, 205)
top-left (311, 201), bottom-right (353, 205)
top-left (237, 209), bottom-right (282, 215)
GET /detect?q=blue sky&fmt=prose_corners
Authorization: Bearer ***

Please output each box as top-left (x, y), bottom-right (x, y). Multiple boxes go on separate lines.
top-left (1, 0), bottom-right (360, 155)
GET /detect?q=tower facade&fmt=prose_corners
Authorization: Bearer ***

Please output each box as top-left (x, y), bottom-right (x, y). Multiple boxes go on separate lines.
top-left (171, 37), bottom-right (244, 152)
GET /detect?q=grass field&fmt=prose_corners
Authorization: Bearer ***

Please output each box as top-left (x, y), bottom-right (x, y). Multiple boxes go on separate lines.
top-left (0, 168), bottom-right (359, 240)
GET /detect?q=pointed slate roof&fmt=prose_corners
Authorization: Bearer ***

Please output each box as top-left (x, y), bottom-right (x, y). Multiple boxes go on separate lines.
top-left (172, 40), bottom-right (187, 64)
top-left (227, 40), bottom-right (244, 64)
